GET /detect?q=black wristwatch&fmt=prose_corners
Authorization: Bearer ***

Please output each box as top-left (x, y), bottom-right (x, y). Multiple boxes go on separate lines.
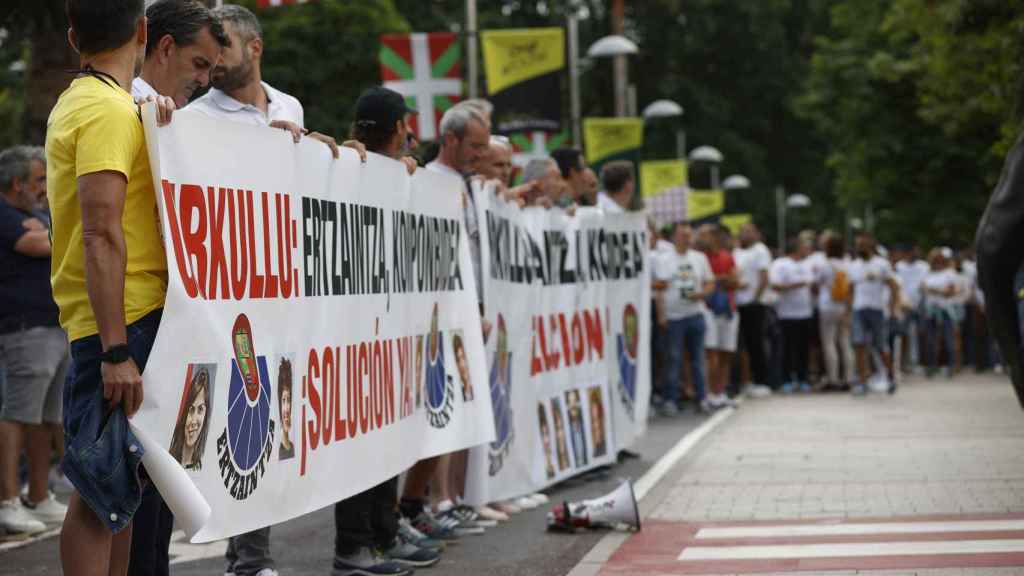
top-left (101, 344), bottom-right (132, 365)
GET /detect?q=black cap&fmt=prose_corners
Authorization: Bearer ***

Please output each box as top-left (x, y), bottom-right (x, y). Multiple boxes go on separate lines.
top-left (354, 86), bottom-right (416, 129)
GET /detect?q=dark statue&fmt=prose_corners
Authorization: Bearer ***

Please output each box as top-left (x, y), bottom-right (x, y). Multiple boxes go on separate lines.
top-left (976, 134), bottom-right (1024, 409)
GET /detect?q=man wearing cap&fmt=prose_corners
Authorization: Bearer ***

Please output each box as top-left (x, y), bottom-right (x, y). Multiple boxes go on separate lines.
top-left (328, 88), bottom-right (437, 576)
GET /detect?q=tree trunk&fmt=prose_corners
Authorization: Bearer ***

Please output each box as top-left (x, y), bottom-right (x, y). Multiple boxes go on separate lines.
top-left (25, 22), bottom-right (75, 144)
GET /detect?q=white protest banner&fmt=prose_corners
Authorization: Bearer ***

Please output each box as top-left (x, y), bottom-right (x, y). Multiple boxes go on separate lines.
top-left (135, 107), bottom-right (494, 542)
top-left (464, 189), bottom-right (651, 505)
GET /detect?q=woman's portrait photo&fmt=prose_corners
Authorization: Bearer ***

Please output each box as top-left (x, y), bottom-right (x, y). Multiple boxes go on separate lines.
top-left (452, 331), bottom-right (474, 401)
top-left (278, 357), bottom-right (295, 460)
top-left (538, 403), bottom-right (555, 479)
top-left (170, 364), bottom-right (215, 471)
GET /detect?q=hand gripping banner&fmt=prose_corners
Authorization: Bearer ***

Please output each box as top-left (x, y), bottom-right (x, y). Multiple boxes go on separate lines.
top-left (136, 106), bottom-right (493, 542)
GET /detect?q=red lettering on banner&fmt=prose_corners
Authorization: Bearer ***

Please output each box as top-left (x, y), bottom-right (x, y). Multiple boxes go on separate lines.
top-left (530, 307), bottom-right (606, 375)
top-left (180, 184), bottom-right (208, 298)
top-left (228, 189), bottom-right (248, 300)
top-left (383, 340), bottom-right (395, 426)
top-left (358, 343), bottom-right (369, 434)
top-left (371, 341), bottom-right (381, 430)
top-left (245, 191), bottom-right (265, 299)
top-left (207, 187), bottom-right (229, 299)
top-left (322, 346), bottom-right (334, 445)
top-left (261, 192), bottom-right (279, 298)
top-left (346, 345), bottom-right (358, 438)
top-left (161, 180), bottom-right (198, 298)
top-left (306, 348), bottom-right (321, 454)
top-left (398, 338), bottom-right (412, 419)
top-left (334, 346), bottom-right (345, 442)
top-left (276, 194), bottom-right (292, 298)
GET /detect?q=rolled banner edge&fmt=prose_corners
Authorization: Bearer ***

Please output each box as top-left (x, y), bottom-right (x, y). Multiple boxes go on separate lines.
top-left (129, 423), bottom-right (212, 540)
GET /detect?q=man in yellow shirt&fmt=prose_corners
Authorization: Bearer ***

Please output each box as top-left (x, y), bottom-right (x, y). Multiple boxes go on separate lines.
top-left (47, 2), bottom-right (173, 575)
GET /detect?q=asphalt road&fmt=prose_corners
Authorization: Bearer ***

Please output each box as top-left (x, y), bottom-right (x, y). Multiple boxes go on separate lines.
top-left (3, 410), bottom-right (706, 576)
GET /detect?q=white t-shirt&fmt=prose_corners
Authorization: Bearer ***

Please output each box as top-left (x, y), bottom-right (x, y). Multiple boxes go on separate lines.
top-left (815, 257), bottom-right (848, 313)
top-left (848, 255), bottom-right (893, 311)
top-left (130, 76), bottom-right (159, 101)
top-left (895, 259), bottom-right (929, 308)
top-left (770, 256), bottom-right (814, 319)
top-left (597, 192), bottom-right (625, 214)
top-left (733, 242), bottom-right (772, 306)
top-left (923, 268), bottom-right (958, 308)
top-left (655, 248), bottom-right (713, 320)
top-left (187, 82), bottom-right (305, 128)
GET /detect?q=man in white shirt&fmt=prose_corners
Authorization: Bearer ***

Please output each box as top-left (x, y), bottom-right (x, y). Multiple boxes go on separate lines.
top-left (183, 6), bottom-right (358, 576)
top-left (128, 4), bottom-right (228, 576)
top-left (894, 245), bottom-right (929, 372)
top-left (847, 233), bottom-right (901, 394)
top-left (770, 239), bottom-right (815, 392)
top-left (596, 161), bottom-right (634, 214)
top-left (733, 223), bottom-right (773, 396)
top-left (187, 5), bottom-right (344, 159)
top-left (654, 222), bottom-right (714, 414)
top-left (132, 0), bottom-right (226, 107)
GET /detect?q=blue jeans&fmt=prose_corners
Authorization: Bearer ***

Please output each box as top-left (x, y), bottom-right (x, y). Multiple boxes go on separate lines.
top-left (62, 309), bottom-right (162, 534)
top-left (662, 314), bottom-right (707, 405)
top-left (926, 309), bottom-right (956, 371)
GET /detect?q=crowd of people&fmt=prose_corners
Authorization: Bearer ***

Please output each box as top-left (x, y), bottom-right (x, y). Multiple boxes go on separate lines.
top-left (647, 222), bottom-right (998, 416)
top-left (0, 1), bottom-right (1000, 576)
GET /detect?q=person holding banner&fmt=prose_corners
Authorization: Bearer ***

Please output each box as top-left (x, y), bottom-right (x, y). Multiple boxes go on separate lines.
top-left (47, 2), bottom-right (175, 574)
top-left (550, 148), bottom-right (590, 207)
top-left (655, 223), bottom-right (715, 415)
top-left (597, 161), bottom-right (635, 214)
top-left (329, 86), bottom-right (442, 576)
top-left (128, 3), bottom-right (229, 574)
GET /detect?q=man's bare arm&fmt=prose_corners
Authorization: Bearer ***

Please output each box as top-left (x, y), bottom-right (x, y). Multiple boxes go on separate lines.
top-left (78, 170), bottom-right (143, 416)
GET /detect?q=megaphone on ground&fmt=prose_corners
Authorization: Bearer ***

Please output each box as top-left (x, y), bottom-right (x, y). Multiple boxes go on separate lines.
top-left (546, 480), bottom-right (641, 532)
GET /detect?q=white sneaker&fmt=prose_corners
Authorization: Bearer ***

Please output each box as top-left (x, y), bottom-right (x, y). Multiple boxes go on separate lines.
top-left (475, 505), bottom-right (509, 522)
top-left (0, 497), bottom-right (46, 535)
top-left (746, 384), bottom-right (772, 398)
top-left (493, 501), bottom-right (521, 514)
top-left (528, 493), bottom-right (549, 505)
top-left (23, 492), bottom-right (67, 524)
top-left (514, 496), bottom-right (539, 509)
top-left (253, 569), bottom-right (279, 576)
top-left (49, 467), bottom-right (75, 495)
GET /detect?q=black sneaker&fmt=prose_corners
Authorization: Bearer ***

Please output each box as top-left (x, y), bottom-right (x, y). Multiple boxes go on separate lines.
top-left (332, 547), bottom-right (412, 576)
top-left (382, 538), bottom-right (441, 568)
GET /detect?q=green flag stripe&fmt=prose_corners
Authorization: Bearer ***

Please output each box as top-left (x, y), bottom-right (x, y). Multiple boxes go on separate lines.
top-left (434, 95), bottom-right (455, 113)
top-left (547, 130), bottom-right (570, 151)
top-left (404, 95), bottom-right (417, 110)
top-left (510, 134), bottom-right (531, 149)
top-left (380, 44), bottom-right (414, 80)
top-left (431, 40), bottom-right (462, 78)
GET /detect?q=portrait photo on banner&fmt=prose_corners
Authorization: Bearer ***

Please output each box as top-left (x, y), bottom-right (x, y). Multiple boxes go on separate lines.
top-left (277, 356), bottom-right (295, 461)
top-left (537, 402), bottom-right (555, 479)
top-left (588, 385), bottom-right (608, 459)
top-left (170, 363), bottom-right (217, 472)
top-left (565, 389), bottom-right (588, 469)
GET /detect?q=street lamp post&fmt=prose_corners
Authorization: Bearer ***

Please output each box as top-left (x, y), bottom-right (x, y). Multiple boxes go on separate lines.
top-left (642, 99), bottom-right (685, 159)
top-left (777, 191), bottom-right (812, 252)
top-left (567, 12), bottom-right (582, 146)
top-left (689, 145), bottom-right (724, 189)
top-left (722, 174), bottom-right (751, 214)
top-left (587, 35), bottom-right (639, 118)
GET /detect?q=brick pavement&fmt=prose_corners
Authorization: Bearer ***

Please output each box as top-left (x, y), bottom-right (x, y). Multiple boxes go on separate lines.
top-left (592, 373), bottom-right (1024, 575)
top-left (652, 374), bottom-right (1024, 523)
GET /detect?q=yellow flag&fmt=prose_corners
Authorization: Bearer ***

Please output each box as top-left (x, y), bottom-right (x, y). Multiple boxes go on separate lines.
top-left (640, 160), bottom-right (687, 198)
top-left (583, 117), bottom-right (644, 164)
top-left (481, 28), bottom-right (565, 95)
top-left (687, 189), bottom-right (725, 221)
top-left (721, 213), bottom-right (753, 235)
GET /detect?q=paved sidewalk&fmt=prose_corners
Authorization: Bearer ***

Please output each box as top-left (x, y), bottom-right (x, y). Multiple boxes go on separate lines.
top-left (598, 374), bottom-right (1024, 575)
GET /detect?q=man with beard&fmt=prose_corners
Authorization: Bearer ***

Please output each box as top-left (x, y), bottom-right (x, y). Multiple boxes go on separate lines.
top-left (186, 6), bottom-right (350, 576)
top-left (187, 4), bottom-right (361, 161)
top-left (848, 233), bottom-right (901, 395)
top-left (131, 0), bottom-right (227, 107)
